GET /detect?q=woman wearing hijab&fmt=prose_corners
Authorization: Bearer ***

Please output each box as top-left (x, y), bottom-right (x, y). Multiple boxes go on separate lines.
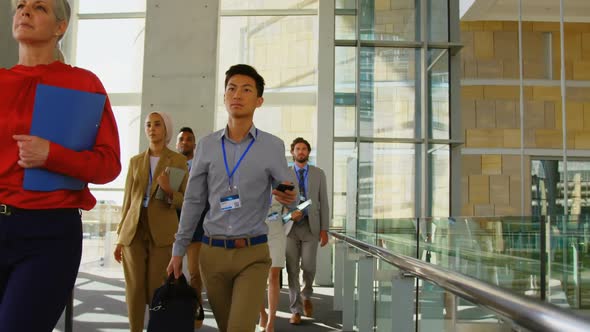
top-left (114, 112), bottom-right (188, 332)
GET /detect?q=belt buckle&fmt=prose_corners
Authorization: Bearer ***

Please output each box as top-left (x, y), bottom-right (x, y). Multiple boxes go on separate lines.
top-left (234, 238), bottom-right (247, 248)
top-left (0, 204), bottom-right (11, 216)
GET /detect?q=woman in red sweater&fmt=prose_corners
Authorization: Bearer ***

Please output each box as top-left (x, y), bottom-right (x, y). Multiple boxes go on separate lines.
top-left (0, 1), bottom-right (121, 331)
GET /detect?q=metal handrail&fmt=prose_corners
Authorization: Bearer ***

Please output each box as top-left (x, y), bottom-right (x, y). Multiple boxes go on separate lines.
top-left (330, 231), bottom-right (590, 332)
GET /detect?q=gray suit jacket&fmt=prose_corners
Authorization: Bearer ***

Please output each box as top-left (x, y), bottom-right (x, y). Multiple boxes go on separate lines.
top-left (292, 165), bottom-right (330, 238)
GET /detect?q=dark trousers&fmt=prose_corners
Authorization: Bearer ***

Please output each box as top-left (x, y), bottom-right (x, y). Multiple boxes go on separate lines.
top-left (0, 208), bottom-right (82, 332)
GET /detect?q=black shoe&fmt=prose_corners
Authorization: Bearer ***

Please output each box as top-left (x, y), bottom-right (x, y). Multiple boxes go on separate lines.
top-left (196, 303), bottom-right (205, 321)
top-left (194, 303), bottom-right (205, 329)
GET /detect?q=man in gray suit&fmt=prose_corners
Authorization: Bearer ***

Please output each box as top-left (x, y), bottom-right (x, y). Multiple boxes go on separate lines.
top-left (286, 137), bottom-right (329, 325)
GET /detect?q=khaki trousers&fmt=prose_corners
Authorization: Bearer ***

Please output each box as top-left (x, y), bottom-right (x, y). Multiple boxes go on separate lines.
top-left (122, 208), bottom-right (172, 332)
top-left (186, 241), bottom-right (203, 302)
top-left (200, 242), bottom-right (271, 332)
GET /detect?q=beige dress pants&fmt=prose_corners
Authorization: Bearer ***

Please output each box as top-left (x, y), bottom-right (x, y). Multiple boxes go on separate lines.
top-left (200, 241), bottom-right (271, 332)
top-left (121, 208), bottom-right (172, 332)
top-left (186, 241), bottom-right (203, 302)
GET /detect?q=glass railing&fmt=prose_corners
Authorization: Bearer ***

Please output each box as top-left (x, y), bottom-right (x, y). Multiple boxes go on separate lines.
top-left (332, 215), bottom-right (590, 331)
top-left (80, 200), bottom-right (122, 270)
top-left (357, 215), bottom-right (590, 309)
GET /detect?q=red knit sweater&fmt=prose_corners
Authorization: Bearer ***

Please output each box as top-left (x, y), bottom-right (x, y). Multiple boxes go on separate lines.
top-left (0, 61), bottom-right (121, 210)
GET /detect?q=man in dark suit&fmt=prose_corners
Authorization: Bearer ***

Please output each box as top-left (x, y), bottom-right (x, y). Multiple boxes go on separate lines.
top-left (286, 137), bottom-right (329, 325)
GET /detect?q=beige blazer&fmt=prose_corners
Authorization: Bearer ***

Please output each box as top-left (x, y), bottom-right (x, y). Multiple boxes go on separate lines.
top-left (117, 147), bottom-right (188, 247)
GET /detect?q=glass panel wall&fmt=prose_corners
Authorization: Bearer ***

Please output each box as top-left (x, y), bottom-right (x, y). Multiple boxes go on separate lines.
top-left (358, 0), bottom-right (417, 42)
top-left (78, 0), bottom-right (146, 13)
top-left (216, 12), bottom-right (318, 155)
top-left (430, 144), bottom-right (450, 216)
top-left (359, 143), bottom-right (417, 221)
top-left (335, 15), bottom-right (356, 40)
top-left (336, 0), bottom-right (455, 231)
top-left (221, 0), bottom-right (318, 10)
top-left (333, 143), bottom-right (357, 229)
top-left (429, 50), bottom-right (450, 140)
top-left (69, 0), bottom-right (145, 281)
top-left (460, 0), bottom-right (590, 221)
top-left (76, 19), bottom-right (145, 94)
top-left (360, 47), bottom-right (418, 139)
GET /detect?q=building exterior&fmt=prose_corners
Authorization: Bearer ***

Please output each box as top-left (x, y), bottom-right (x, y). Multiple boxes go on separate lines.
top-left (460, 1), bottom-right (590, 218)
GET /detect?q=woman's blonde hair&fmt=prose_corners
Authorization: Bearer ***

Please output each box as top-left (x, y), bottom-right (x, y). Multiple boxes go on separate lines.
top-left (12, 0), bottom-right (71, 62)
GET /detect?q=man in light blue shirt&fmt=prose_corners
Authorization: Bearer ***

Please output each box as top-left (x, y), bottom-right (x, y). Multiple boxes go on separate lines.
top-left (168, 64), bottom-right (297, 332)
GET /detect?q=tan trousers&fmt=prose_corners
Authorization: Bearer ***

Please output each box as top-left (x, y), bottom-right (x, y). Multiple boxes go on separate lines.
top-left (200, 242), bottom-right (271, 332)
top-left (186, 241), bottom-right (203, 302)
top-left (122, 208), bottom-right (172, 332)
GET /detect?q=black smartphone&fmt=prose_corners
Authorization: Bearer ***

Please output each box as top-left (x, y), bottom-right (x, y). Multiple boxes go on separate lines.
top-left (275, 183), bottom-right (295, 192)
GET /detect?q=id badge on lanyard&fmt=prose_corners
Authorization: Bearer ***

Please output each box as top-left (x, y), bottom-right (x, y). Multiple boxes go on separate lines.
top-left (220, 186), bottom-right (241, 211)
top-left (220, 130), bottom-right (257, 212)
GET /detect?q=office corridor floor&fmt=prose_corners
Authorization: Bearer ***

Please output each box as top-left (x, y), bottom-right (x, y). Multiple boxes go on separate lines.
top-left (53, 264), bottom-right (342, 332)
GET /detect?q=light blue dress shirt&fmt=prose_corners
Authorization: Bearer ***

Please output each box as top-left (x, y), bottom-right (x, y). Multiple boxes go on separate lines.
top-left (173, 124), bottom-right (298, 256)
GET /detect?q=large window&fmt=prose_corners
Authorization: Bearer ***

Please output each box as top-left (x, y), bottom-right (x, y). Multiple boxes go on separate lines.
top-left (215, 2), bottom-right (319, 160)
top-left (333, 0), bottom-right (454, 229)
top-left (71, 2), bottom-right (145, 205)
top-left (65, 0), bottom-right (146, 270)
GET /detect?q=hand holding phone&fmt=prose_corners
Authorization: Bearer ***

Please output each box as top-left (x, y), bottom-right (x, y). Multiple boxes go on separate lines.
top-left (275, 183), bottom-right (295, 192)
top-left (273, 182), bottom-right (297, 205)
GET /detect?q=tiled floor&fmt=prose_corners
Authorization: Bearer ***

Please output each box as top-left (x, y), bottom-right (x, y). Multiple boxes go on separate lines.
top-left (53, 264), bottom-right (342, 332)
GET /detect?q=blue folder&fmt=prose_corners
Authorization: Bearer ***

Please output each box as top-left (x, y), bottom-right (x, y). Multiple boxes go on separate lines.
top-left (23, 84), bottom-right (106, 191)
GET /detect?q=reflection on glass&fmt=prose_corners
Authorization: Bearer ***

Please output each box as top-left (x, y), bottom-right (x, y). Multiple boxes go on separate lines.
top-left (336, 0), bottom-right (356, 9)
top-left (216, 104), bottom-right (317, 155)
top-left (416, 280), bottom-right (448, 331)
top-left (216, 15), bottom-right (318, 148)
top-left (335, 46), bottom-right (356, 94)
top-left (218, 16), bottom-right (317, 89)
top-left (531, 160), bottom-right (590, 216)
top-left (340, 215), bottom-right (590, 330)
top-left (334, 142), bottom-right (357, 229)
top-left (75, 19), bottom-right (145, 93)
top-left (83, 98), bottom-right (131, 271)
top-left (376, 263), bottom-right (413, 332)
top-left (359, 143), bottom-right (416, 221)
top-left (335, 106), bottom-right (356, 137)
top-left (336, 15), bottom-right (356, 40)
top-left (79, 0), bottom-right (146, 13)
top-left (546, 215), bottom-right (590, 309)
top-left (257, 105), bottom-right (316, 153)
top-left (425, 216), bottom-right (590, 309)
top-left (429, 50), bottom-right (450, 139)
top-left (430, 145), bottom-right (450, 217)
top-left (221, 0), bottom-right (318, 10)
top-left (359, 47), bottom-right (418, 138)
top-left (81, 201), bottom-right (121, 269)
top-left (416, 217), bottom-right (546, 295)
top-left (359, 0), bottom-right (417, 42)
top-left (377, 218), bottom-right (420, 257)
